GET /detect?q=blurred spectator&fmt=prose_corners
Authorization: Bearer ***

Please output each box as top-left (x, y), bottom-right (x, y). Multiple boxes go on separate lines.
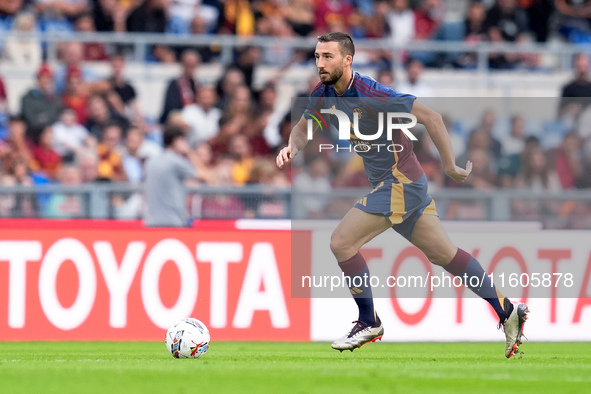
top-left (515, 146), bottom-right (561, 191)
top-left (376, 68), bottom-right (394, 87)
top-left (464, 1), bottom-right (487, 42)
top-left (521, 0), bottom-right (552, 43)
top-left (201, 155), bottom-right (246, 218)
top-left (0, 174), bottom-right (17, 217)
top-left (229, 46), bottom-right (261, 90)
top-left (396, 59), bottom-right (434, 97)
top-left (292, 74), bottom-right (321, 120)
top-left (216, 67), bottom-right (245, 110)
top-left (165, 110), bottom-right (191, 135)
top-left (387, 0), bottom-right (415, 47)
top-left (244, 158), bottom-right (289, 217)
top-left (554, 131), bottom-right (583, 189)
top-left (0, 158), bottom-right (36, 217)
top-left (85, 94), bottom-right (111, 138)
top-left (145, 126), bottom-right (198, 227)
top-left (35, 0), bottom-right (87, 33)
top-left (85, 94), bottom-right (128, 139)
top-left (460, 147), bottom-right (497, 189)
top-left (12, 158), bottom-right (36, 212)
top-left (175, 15), bottom-right (221, 62)
top-left (96, 122), bottom-right (126, 182)
top-left (209, 114), bottom-right (242, 156)
top-left (160, 50), bottom-right (200, 124)
top-left (441, 114), bottom-right (465, 159)
top-left (225, 84), bottom-right (252, 119)
top-left (498, 115), bottom-right (527, 187)
top-left (229, 134), bottom-right (253, 185)
top-left (151, 45), bottom-right (178, 63)
top-left (126, 0), bottom-right (168, 33)
top-left (3, 12), bottom-right (42, 66)
top-left (456, 1), bottom-right (487, 69)
top-left (181, 85), bottom-right (222, 148)
top-left (168, 0), bottom-right (220, 35)
top-left (0, 0), bottom-right (23, 17)
top-left (3, 116), bottom-right (32, 166)
top-left (77, 150), bottom-right (100, 183)
top-left (314, 0), bottom-right (354, 34)
top-left (283, 0), bottom-right (315, 37)
top-left (93, 0), bottom-right (127, 32)
top-left (260, 17), bottom-right (297, 67)
top-left (106, 54), bottom-right (143, 125)
top-left (192, 142), bottom-right (216, 183)
top-left (475, 110), bottom-right (502, 161)
top-left (44, 165), bottom-right (84, 218)
top-left (485, 0), bottom-right (528, 42)
top-left (121, 126), bottom-right (145, 183)
top-left (30, 125), bottom-right (62, 179)
top-left (55, 42), bottom-right (99, 94)
top-left (560, 53), bottom-right (591, 114)
top-left (52, 107), bottom-right (89, 158)
top-left (293, 156), bottom-right (332, 218)
top-left (227, 85), bottom-right (272, 156)
top-left (362, 0), bottom-right (390, 39)
top-left (62, 66), bottom-right (88, 124)
top-left (503, 114), bottom-right (527, 155)
top-left (258, 83), bottom-right (285, 150)
top-left (73, 13), bottom-right (109, 61)
top-left (456, 126), bottom-right (500, 182)
top-left (219, 0), bottom-right (256, 35)
top-left (414, 0), bottom-right (442, 40)
top-left (556, 0), bottom-right (591, 43)
top-left (485, 0), bottom-right (528, 69)
top-left (21, 64), bottom-right (63, 141)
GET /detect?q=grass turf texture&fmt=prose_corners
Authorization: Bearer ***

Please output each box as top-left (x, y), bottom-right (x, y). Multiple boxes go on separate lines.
top-left (0, 342), bottom-right (590, 394)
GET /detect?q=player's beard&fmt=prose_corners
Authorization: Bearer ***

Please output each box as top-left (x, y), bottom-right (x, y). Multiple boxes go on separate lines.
top-left (319, 65), bottom-right (343, 85)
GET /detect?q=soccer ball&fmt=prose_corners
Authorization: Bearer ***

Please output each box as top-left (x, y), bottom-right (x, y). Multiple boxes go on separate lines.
top-left (165, 318), bottom-right (210, 359)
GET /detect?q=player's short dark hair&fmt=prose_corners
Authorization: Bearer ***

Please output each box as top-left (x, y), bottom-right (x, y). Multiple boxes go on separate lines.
top-left (163, 126), bottom-right (186, 148)
top-left (317, 32), bottom-right (355, 58)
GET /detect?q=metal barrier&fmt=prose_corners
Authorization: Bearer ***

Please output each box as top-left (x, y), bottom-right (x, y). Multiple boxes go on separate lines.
top-left (0, 183), bottom-right (590, 228)
top-left (0, 31), bottom-right (582, 72)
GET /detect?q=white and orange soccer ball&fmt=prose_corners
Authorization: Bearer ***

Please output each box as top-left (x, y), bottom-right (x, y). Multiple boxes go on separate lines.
top-left (165, 318), bottom-right (210, 359)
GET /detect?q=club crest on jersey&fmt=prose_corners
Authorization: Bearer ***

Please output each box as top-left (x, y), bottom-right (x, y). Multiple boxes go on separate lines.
top-left (352, 107), bottom-right (363, 120)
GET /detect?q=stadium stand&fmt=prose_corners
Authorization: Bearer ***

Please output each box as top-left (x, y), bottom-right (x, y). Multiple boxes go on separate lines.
top-left (0, 0), bottom-right (591, 227)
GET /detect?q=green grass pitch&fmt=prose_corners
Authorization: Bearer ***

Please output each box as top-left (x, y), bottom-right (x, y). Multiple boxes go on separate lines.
top-left (1, 342), bottom-right (590, 393)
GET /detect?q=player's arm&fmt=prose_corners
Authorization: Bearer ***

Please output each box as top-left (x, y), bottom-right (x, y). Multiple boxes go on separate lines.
top-left (410, 100), bottom-right (472, 183)
top-left (276, 115), bottom-right (318, 169)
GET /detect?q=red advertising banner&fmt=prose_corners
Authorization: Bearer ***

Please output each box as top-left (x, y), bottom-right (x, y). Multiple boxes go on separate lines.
top-left (0, 223), bottom-right (309, 341)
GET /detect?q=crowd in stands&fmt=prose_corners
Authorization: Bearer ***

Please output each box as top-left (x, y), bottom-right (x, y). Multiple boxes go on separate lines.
top-left (0, 40), bottom-right (298, 218)
top-left (1, 1), bottom-right (591, 224)
top-left (0, 0), bottom-right (583, 69)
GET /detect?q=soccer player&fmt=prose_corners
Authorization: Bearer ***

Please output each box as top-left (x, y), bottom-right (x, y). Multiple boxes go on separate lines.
top-left (276, 32), bottom-right (529, 358)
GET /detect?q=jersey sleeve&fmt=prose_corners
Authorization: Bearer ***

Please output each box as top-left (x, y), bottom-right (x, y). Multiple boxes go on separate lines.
top-left (383, 85), bottom-right (416, 113)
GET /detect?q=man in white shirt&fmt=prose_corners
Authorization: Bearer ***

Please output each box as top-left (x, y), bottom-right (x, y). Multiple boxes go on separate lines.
top-left (52, 108), bottom-right (89, 157)
top-left (181, 85), bottom-right (222, 148)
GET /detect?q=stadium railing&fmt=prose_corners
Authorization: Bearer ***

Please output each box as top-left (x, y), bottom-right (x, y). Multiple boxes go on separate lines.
top-left (0, 32), bottom-right (582, 73)
top-left (1, 183), bottom-right (590, 228)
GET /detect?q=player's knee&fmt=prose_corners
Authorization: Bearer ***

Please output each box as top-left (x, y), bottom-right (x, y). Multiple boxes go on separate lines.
top-left (425, 249), bottom-right (453, 266)
top-left (329, 232), bottom-right (350, 258)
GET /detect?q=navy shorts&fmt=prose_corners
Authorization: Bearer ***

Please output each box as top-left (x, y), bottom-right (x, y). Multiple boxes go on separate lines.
top-left (354, 174), bottom-right (438, 241)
